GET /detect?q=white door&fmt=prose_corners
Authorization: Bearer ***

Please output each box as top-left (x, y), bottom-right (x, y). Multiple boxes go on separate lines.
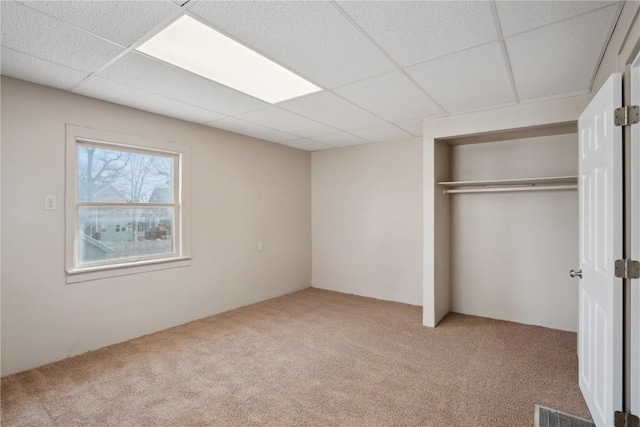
top-left (578, 72), bottom-right (623, 426)
top-left (630, 51), bottom-right (640, 417)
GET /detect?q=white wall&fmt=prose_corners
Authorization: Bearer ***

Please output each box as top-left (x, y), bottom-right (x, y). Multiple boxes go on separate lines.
top-left (311, 138), bottom-right (423, 306)
top-left (450, 134), bottom-right (579, 332)
top-left (1, 77), bottom-right (312, 376)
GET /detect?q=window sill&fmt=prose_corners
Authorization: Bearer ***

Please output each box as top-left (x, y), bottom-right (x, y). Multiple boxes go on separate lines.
top-left (66, 257), bottom-right (191, 284)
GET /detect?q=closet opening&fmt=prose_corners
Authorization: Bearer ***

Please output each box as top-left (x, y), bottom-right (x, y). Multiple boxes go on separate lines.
top-left (427, 121), bottom-right (581, 333)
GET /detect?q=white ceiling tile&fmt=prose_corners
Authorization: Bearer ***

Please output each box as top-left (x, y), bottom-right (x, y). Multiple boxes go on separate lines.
top-left (337, 1), bottom-right (496, 67)
top-left (506, 6), bottom-right (619, 101)
top-left (406, 42), bottom-right (515, 114)
top-left (97, 52), bottom-right (268, 116)
top-left (189, 1), bottom-right (395, 88)
top-left (394, 119), bottom-right (424, 137)
top-left (496, 1), bottom-right (618, 37)
top-left (0, 1), bottom-right (124, 73)
top-left (72, 76), bottom-right (225, 124)
top-left (350, 124), bottom-right (412, 143)
top-left (206, 117), bottom-right (298, 143)
top-left (311, 132), bottom-right (370, 148)
top-left (1, 47), bottom-right (88, 90)
top-left (19, 1), bottom-right (181, 47)
top-left (333, 71), bottom-right (445, 122)
top-left (279, 91), bottom-right (387, 131)
top-left (0, 0), bottom-right (621, 144)
top-left (279, 139), bottom-right (334, 152)
top-left (235, 107), bottom-right (336, 138)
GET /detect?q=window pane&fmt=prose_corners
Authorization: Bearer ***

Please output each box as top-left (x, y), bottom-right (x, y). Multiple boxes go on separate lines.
top-left (77, 144), bottom-right (173, 203)
top-left (78, 207), bottom-right (174, 265)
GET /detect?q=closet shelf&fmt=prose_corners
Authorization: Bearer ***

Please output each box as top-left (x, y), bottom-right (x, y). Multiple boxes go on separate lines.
top-left (438, 176), bottom-right (578, 194)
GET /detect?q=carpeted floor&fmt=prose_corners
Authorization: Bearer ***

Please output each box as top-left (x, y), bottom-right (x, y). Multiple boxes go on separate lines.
top-left (1, 288), bottom-right (590, 426)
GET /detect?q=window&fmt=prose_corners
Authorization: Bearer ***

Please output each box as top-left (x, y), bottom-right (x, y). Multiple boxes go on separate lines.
top-left (66, 125), bottom-right (191, 281)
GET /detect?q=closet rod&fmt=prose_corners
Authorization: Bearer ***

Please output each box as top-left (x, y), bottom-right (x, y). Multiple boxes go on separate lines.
top-left (443, 184), bottom-right (577, 194)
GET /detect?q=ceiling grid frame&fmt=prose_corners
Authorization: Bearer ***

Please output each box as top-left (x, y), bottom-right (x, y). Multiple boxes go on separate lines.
top-left (330, 0), bottom-right (450, 116)
top-left (586, 1), bottom-right (626, 92)
top-left (496, 1), bottom-right (621, 38)
top-left (489, 1), bottom-right (521, 104)
top-left (211, 106), bottom-right (346, 146)
top-left (14, 0), bottom-right (133, 49)
top-left (0, 0), bottom-right (625, 151)
top-left (182, 9), bottom-right (332, 96)
top-left (231, 104), bottom-right (346, 140)
top-left (185, 0), bottom-right (415, 143)
top-left (66, 6), bottom-right (192, 93)
top-left (187, 1), bottom-right (390, 90)
top-left (504, 4), bottom-right (622, 101)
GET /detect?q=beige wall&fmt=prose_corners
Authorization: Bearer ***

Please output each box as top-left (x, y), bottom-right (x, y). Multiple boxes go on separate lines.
top-left (311, 138), bottom-right (423, 306)
top-left (1, 77), bottom-right (312, 376)
top-left (450, 134), bottom-right (579, 332)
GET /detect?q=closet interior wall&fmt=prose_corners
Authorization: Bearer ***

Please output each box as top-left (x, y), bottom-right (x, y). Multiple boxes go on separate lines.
top-left (447, 133), bottom-right (580, 332)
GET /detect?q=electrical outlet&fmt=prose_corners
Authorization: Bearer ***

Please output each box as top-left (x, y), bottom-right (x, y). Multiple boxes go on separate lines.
top-left (45, 195), bottom-right (57, 210)
top-left (258, 241), bottom-right (264, 251)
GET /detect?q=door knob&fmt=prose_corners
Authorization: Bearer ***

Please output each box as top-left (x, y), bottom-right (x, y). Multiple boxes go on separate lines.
top-left (570, 269), bottom-right (582, 279)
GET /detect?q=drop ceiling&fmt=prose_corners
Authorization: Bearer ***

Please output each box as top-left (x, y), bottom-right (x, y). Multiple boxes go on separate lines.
top-left (0, 0), bottom-right (622, 151)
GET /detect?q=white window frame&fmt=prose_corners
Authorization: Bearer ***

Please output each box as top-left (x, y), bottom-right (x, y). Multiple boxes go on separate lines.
top-left (65, 125), bottom-right (191, 283)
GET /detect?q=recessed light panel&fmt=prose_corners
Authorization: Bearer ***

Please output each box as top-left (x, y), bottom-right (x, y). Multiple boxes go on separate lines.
top-left (136, 15), bottom-right (321, 104)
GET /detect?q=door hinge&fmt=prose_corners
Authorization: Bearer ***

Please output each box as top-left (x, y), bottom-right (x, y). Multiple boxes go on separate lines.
top-left (615, 411), bottom-right (640, 427)
top-left (614, 259), bottom-right (640, 279)
top-left (614, 105), bottom-right (640, 126)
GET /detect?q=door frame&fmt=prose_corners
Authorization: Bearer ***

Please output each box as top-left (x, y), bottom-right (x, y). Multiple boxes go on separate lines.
top-left (626, 46), bottom-right (640, 419)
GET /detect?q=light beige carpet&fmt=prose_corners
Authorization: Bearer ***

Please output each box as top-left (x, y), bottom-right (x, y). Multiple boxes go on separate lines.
top-left (1, 288), bottom-right (590, 426)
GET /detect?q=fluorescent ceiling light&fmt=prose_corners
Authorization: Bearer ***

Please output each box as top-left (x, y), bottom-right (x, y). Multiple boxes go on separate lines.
top-left (136, 15), bottom-right (321, 104)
